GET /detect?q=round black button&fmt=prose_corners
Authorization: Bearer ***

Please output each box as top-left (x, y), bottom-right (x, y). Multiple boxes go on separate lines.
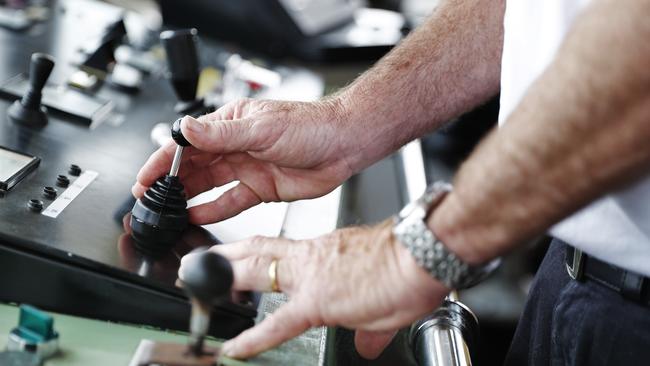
top-left (28, 199), bottom-right (44, 212)
top-left (56, 175), bottom-right (70, 188)
top-left (43, 186), bottom-right (57, 199)
top-left (68, 164), bottom-right (81, 176)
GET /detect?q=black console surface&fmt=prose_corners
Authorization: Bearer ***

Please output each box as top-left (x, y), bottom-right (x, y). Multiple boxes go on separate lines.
top-left (0, 0), bottom-right (257, 338)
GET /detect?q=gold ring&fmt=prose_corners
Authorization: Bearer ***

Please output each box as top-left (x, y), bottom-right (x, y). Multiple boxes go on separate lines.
top-left (268, 259), bottom-right (280, 292)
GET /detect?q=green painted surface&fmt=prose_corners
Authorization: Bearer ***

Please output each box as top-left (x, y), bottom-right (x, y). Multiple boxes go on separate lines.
top-left (0, 303), bottom-right (264, 366)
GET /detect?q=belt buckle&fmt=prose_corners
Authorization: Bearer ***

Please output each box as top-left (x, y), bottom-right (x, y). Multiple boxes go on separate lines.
top-left (566, 247), bottom-right (584, 280)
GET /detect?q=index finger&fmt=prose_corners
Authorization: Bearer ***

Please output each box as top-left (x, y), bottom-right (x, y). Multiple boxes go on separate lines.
top-left (221, 299), bottom-right (312, 359)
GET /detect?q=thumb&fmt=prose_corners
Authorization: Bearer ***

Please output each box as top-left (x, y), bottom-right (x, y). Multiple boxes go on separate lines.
top-left (181, 115), bottom-right (254, 153)
top-left (354, 329), bottom-right (398, 360)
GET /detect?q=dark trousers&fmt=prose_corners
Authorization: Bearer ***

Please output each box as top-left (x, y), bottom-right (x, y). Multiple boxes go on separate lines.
top-left (504, 239), bottom-right (650, 366)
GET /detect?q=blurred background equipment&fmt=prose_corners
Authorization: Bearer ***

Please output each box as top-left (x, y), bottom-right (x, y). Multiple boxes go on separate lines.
top-left (159, 28), bottom-right (206, 114)
top-left (158, 0), bottom-right (407, 61)
top-left (6, 305), bottom-right (60, 361)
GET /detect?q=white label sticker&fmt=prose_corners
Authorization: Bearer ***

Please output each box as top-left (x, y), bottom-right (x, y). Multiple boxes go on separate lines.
top-left (42, 170), bottom-right (99, 218)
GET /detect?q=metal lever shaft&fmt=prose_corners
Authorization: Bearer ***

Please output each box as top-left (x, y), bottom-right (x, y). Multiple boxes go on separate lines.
top-left (169, 145), bottom-right (184, 177)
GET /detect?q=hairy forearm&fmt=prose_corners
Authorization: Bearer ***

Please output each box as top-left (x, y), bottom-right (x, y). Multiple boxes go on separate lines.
top-left (431, 0), bottom-right (650, 264)
top-left (337, 0), bottom-right (504, 172)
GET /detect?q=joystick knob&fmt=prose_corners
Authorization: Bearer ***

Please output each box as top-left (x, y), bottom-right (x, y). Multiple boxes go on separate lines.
top-left (160, 29), bottom-right (204, 114)
top-left (8, 53), bottom-right (55, 127)
top-left (171, 117), bottom-right (191, 147)
top-left (180, 248), bottom-right (233, 355)
top-left (181, 248), bottom-right (233, 306)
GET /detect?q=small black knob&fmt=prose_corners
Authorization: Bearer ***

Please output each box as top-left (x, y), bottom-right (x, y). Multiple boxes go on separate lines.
top-left (56, 175), bottom-right (70, 188)
top-left (181, 248), bottom-right (233, 304)
top-left (28, 199), bottom-right (44, 212)
top-left (43, 186), bottom-right (57, 199)
top-left (171, 118), bottom-right (191, 147)
top-left (8, 53), bottom-right (55, 127)
top-left (68, 164), bottom-right (82, 176)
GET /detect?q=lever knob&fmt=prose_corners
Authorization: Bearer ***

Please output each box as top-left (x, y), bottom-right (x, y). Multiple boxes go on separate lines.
top-left (160, 29), bottom-right (200, 102)
top-left (171, 117), bottom-right (191, 147)
top-left (181, 249), bottom-right (233, 304)
top-left (27, 53), bottom-right (55, 96)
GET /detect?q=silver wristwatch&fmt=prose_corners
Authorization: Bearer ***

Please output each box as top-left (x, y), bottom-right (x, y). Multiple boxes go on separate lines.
top-left (392, 181), bottom-right (500, 289)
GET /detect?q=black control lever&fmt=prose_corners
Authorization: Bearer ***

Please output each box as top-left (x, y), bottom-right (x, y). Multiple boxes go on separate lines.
top-left (130, 118), bottom-right (191, 256)
top-left (160, 29), bottom-right (205, 114)
top-left (8, 53), bottom-right (55, 127)
top-left (180, 248), bottom-right (234, 355)
top-left (82, 18), bottom-right (127, 73)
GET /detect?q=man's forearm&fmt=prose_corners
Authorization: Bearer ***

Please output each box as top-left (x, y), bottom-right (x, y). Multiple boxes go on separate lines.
top-left (337, 0), bottom-right (504, 172)
top-left (430, 0), bottom-right (650, 264)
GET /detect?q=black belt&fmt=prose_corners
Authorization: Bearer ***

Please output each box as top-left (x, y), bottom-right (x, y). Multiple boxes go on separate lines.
top-left (564, 242), bottom-right (650, 306)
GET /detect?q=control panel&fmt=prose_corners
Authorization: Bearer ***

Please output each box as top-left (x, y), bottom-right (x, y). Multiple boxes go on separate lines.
top-left (0, 0), bottom-right (324, 340)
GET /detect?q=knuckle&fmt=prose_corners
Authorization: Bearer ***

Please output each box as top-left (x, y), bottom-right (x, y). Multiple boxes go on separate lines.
top-left (233, 98), bottom-right (253, 118)
top-left (249, 235), bottom-right (267, 246)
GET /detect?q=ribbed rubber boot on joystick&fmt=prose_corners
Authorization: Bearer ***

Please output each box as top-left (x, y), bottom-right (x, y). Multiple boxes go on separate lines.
top-left (130, 175), bottom-right (189, 257)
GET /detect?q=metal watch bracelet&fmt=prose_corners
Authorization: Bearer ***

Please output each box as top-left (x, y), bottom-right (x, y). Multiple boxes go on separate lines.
top-left (392, 181), bottom-right (500, 289)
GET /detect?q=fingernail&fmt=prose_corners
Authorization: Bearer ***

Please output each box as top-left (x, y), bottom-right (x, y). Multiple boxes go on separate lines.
top-left (184, 116), bottom-right (203, 132)
top-left (131, 184), bottom-right (140, 198)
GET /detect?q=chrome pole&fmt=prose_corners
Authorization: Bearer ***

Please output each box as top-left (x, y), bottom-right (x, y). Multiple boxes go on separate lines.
top-left (409, 291), bottom-right (478, 366)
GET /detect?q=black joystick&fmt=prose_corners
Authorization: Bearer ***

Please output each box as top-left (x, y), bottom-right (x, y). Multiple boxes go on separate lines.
top-left (181, 248), bottom-right (233, 355)
top-left (160, 29), bottom-right (205, 114)
top-left (130, 119), bottom-right (192, 256)
top-left (8, 53), bottom-right (55, 127)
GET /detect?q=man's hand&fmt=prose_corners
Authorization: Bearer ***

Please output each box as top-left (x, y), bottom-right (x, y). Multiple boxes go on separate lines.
top-left (179, 220), bottom-right (449, 359)
top-left (132, 98), bottom-right (356, 224)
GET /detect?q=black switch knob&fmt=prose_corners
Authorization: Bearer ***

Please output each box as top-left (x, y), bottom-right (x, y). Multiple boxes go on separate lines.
top-left (8, 53), bottom-right (55, 127)
top-left (181, 248), bottom-right (233, 303)
top-left (171, 117), bottom-right (191, 147)
top-left (160, 29), bottom-right (205, 114)
top-left (28, 53), bottom-right (55, 95)
top-left (180, 248), bottom-right (233, 355)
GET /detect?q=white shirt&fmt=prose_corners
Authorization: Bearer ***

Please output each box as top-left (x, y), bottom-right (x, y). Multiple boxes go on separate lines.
top-left (499, 0), bottom-right (650, 276)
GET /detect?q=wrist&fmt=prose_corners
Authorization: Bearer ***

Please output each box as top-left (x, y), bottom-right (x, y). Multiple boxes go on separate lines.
top-left (328, 89), bottom-right (395, 173)
top-left (388, 222), bottom-right (451, 294)
top-left (427, 192), bottom-right (496, 265)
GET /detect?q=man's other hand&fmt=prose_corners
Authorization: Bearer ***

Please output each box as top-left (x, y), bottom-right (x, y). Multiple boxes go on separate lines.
top-left (178, 220), bottom-right (449, 359)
